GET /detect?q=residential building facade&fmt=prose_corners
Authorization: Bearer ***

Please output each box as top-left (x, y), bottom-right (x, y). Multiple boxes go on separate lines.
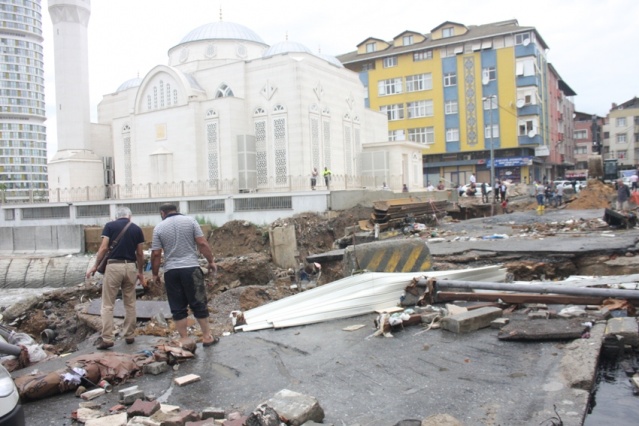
top-left (603, 97), bottom-right (639, 169)
top-left (0, 0), bottom-right (47, 201)
top-left (337, 19), bottom-right (576, 186)
top-left (572, 111), bottom-right (604, 179)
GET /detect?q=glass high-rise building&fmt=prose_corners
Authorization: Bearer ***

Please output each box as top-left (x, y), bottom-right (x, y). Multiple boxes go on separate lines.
top-left (0, 0), bottom-right (47, 202)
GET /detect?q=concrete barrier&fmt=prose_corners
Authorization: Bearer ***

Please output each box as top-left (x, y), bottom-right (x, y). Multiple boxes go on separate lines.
top-left (343, 239), bottom-right (432, 275)
top-left (0, 225), bottom-right (84, 254)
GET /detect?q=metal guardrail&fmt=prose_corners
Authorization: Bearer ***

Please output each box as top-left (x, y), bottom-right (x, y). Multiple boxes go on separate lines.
top-left (1, 174), bottom-right (411, 204)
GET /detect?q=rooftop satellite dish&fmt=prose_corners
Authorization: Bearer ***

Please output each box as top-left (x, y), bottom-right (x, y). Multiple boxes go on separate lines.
top-left (481, 75), bottom-right (489, 85)
top-left (522, 38), bottom-right (531, 46)
top-left (516, 99), bottom-right (525, 108)
top-left (528, 129), bottom-right (537, 138)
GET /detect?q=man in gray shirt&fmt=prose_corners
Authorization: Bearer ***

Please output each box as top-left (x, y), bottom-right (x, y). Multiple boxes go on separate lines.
top-left (151, 203), bottom-right (218, 347)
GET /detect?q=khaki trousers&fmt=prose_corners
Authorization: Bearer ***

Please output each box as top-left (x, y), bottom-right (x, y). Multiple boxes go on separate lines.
top-left (101, 262), bottom-right (137, 343)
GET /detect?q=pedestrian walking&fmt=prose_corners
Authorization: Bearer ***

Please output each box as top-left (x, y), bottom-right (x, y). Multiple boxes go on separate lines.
top-left (151, 203), bottom-right (219, 347)
top-left (86, 206), bottom-right (145, 350)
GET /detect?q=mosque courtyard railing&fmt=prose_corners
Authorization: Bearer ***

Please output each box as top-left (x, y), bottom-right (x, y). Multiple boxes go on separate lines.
top-left (1, 174), bottom-right (411, 204)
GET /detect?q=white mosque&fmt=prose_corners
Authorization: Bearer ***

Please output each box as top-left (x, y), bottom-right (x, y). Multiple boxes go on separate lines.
top-left (47, 1), bottom-right (425, 198)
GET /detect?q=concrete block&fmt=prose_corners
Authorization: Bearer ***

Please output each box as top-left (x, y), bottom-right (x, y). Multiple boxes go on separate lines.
top-left (201, 407), bottom-right (225, 420)
top-left (605, 317), bottom-right (639, 347)
top-left (118, 385), bottom-right (139, 400)
top-left (13, 226), bottom-right (35, 252)
top-left (185, 421), bottom-right (216, 426)
top-left (85, 412), bottom-right (128, 426)
top-left (121, 390), bottom-right (145, 405)
top-left (35, 226), bottom-right (56, 251)
top-left (441, 307), bottom-right (503, 334)
top-left (144, 361), bottom-right (169, 375)
top-left (263, 389), bottom-right (325, 426)
top-left (151, 409), bottom-right (199, 426)
top-left (0, 227), bottom-right (13, 251)
top-left (127, 399), bottom-right (160, 417)
top-left (81, 388), bottom-right (106, 400)
top-left (174, 373), bottom-right (201, 386)
top-left (528, 311), bottom-right (549, 320)
top-left (127, 417), bottom-right (161, 426)
top-left (269, 224), bottom-right (297, 270)
top-left (491, 317), bottom-right (510, 329)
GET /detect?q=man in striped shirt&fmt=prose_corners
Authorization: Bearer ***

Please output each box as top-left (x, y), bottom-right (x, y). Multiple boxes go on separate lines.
top-left (151, 203), bottom-right (218, 347)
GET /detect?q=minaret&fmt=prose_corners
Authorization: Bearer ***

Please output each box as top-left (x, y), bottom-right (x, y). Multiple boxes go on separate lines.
top-left (48, 0), bottom-right (104, 195)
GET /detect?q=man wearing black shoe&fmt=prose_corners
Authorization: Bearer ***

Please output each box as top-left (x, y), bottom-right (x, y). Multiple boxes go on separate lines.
top-left (151, 203), bottom-right (218, 347)
top-left (87, 206), bottom-right (145, 349)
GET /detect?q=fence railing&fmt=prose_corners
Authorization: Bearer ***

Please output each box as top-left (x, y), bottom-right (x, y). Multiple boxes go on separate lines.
top-left (1, 174), bottom-right (411, 204)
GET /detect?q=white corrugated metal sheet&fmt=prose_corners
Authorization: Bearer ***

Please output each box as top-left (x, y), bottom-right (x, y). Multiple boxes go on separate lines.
top-left (236, 265), bottom-right (507, 331)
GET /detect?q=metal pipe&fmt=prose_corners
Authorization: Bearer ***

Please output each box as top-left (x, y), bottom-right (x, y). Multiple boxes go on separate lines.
top-left (0, 340), bottom-right (22, 356)
top-left (433, 279), bottom-right (639, 300)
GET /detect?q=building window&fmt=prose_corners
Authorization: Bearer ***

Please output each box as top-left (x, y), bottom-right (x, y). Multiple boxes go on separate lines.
top-left (403, 35), bottom-right (413, 46)
top-left (616, 117), bottom-right (627, 127)
top-left (483, 96), bottom-right (498, 110)
top-left (407, 100), bottom-right (433, 118)
top-left (574, 146), bottom-right (588, 155)
top-left (518, 119), bottom-right (537, 136)
top-left (388, 129), bottom-right (405, 141)
top-left (617, 133), bottom-right (627, 143)
top-left (516, 58), bottom-right (536, 76)
top-left (408, 127), bottom-right (434, 144)
top-left (515, 33), bottom-right (531, 45)
top-left (446, 128), bottom-right (459, 142)
top-left (574, 130), bottom-right (588, 140)
top-left (442, 27), bottom-right (454, 38)
top-left (444, 72), bottom-right (457, 87)
top-left (216, 83), bottom-right (234, 98)
top-left (413, 50), bottom-right (433, 61)
top-left (406, 73), bottom-right (432, 92)
top-left (361, 62), bottom-right (375, 71)
top-left (445, 100), bottom-right (458, 115)
top-left (617, 150), bottom-right (627, 160)
top-left (383, 56), bottom-right (398, 68)
top-left (484, 124), bottom-right (500, 138)
top-left (482, 66), bottom-right (496, 82)
top-left (378, 78), bottom-right (403, 96)
top-left (366, 42), bottom-right (376, 53)
top-left (380, 104), bottom-right (404, 121)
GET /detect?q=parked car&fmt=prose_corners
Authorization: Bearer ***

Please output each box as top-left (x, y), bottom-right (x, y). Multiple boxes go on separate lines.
top-left (553, 180), bottom-right (583, 192)
top-left (0, 363), bottom-right (24, 426)
top-left (458, 183), bottom-right (492, 197)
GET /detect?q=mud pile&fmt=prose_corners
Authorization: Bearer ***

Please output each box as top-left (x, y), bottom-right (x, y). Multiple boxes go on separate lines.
top-left (567, 179), bottom-right (615, 210)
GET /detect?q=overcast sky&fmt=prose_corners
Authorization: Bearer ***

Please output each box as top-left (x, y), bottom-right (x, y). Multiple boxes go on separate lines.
top-left (41, 0), bottom-right (639, 158)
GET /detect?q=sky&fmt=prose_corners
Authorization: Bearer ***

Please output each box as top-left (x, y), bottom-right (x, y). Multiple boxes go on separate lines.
top-left (41, 0), bottom-right (639, 158)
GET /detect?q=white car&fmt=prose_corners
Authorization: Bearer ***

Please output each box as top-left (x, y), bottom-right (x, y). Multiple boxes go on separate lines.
top-left (0, 364), bottom-right (24, 426)
top-left (458, 183), bottom-right (493, 197)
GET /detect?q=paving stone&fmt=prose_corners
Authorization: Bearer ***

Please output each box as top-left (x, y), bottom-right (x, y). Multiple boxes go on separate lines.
top-left (118, 385), bottom-right (139, 400)
top-left (605, 317), bottom-right (639, 347)
top-left (127, 399), bottom-right (160, 417)
top-left (201, 407), bottom-right (225, 420)
top-left (262, 389), bottom-right (325, 426)
top-left (85, 412), bottom-right (128, 426)
top-left (174, 373), bottom-right (201, 386)
top-left (151, 409), bottom-right (200, 426)
top-left (144, 361), bottom-right (169, 375)
top-left (491, 317), bottom-right (510, 329)
top-left (185, 420), bottom-right (216, 426)
top-left (81, 388), bottom-right (106, 400)
top-left (222, 416), bottom-right (248, 426)
top-left (127, 416), bottom-right (161, 426)
top-left (74, 407), bottom-right (102, 422)
top-left (121, 390), bottom-right (146, 405)
top-left (528, 311), bottom-right (549, 320)
top-left (441, 307), bottom-right (503, 333)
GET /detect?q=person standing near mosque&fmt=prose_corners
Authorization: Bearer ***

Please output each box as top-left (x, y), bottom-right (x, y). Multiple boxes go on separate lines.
top-left (151, 203), bottom-right (219, 347)
top-left (87, 206), bottom-right (145, 350)
top-left (310, 167), bottom-right (318, 190)
top-left (323, 166), bottom-right (332, 189)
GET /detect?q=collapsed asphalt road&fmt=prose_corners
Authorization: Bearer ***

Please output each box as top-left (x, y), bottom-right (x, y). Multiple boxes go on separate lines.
top-left (10, 207), bottom-right (639, 425)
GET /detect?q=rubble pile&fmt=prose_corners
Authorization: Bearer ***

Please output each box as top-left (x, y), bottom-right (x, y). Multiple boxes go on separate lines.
top-left (370, 198), bottom-right (449, 230)
top-left (567, 179), bottom-right (615, 210)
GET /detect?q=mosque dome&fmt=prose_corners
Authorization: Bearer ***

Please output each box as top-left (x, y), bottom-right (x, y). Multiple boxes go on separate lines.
top-left (116, 77), bottom-right (143, 92)
top-left (180, 21), bottom-right (266, 45)
top-left (317, 53), bottom-right (344, 68)
top-left (263, 40), bottom-right (312, 58)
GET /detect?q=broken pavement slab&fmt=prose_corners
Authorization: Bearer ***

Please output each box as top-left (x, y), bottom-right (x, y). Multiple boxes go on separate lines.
top-left (441, 306), bottom-right (502, 333)
top-left (498, 318), bottom-right (588, 341)
top-left (88, 299), bottom-right (172, 319)
top-left (604, 317), bottom-right (639, 347)
top-left (262, 389), bottom-right (324, 426)
top-left (84, 412), bottom-right (128, 426)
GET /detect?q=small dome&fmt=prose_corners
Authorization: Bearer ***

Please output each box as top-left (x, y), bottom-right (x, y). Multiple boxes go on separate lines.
top-left (116, 77), bottom-right (142, 92)
top-left (317, 53), bottom-right (344, 68)
top-left (180, 21), bottom-right (265, 45)
top-left (263, 40), bottom-right (312, 58)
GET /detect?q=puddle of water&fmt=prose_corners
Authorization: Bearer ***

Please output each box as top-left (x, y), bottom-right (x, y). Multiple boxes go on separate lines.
top-left (583, 349), bottom-right (639, 425)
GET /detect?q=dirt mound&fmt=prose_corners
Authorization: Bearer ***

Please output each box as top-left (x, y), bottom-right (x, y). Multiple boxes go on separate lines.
top-left (209, 220), bottom-right (269, 258)
top-left (566, 179), bottom-right (614, 210)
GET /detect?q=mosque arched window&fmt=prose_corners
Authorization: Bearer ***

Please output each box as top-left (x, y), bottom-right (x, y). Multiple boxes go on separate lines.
top-left (215, 83), bottom-right (234, 98)
top-left (273, 104), bottom-right (286, 113)
top-left (166, 83), bottom-right (171, 106)
top-left (254, 107), bottom-right (266, 116)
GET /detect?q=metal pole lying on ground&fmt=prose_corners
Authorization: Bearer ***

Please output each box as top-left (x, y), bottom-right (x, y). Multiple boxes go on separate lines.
top-left (431, 279), bottom-right (639, 300)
